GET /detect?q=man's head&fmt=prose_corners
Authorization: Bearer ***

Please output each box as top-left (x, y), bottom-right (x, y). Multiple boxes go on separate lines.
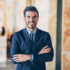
top-left (24, 6), bottom-right (39, 17)
top-left (23, 6), bottom-right (39, 31)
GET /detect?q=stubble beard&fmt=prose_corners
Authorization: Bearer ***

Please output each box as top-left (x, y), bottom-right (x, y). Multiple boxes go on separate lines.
top-left (26, 23), bottom-right (37, 30)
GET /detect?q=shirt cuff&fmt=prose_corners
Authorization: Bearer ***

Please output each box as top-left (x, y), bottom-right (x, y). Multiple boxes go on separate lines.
top-left (31, 54), bottom-right (34, 61)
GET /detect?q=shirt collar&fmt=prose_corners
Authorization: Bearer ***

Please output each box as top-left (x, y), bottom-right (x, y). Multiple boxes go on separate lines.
top-left (26, 28), bottom-right (37, 35)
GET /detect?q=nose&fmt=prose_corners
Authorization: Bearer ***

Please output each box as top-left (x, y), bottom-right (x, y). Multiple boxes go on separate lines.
top-left (30, 17), bottom-right (34, 22)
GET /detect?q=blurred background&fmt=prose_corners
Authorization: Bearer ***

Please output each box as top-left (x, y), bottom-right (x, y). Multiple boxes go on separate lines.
top-left (0, 0), bottom-right (70, 70)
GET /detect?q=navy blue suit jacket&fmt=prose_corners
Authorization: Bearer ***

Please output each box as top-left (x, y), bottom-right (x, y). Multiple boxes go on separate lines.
top-left (11, 28), bottom-right (54, 70)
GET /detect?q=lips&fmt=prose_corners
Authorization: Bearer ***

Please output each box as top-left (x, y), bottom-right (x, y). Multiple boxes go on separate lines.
top-left (29, 22), bottom-right (34, 25)
top-left (30, 23), bottom-right (34, 26)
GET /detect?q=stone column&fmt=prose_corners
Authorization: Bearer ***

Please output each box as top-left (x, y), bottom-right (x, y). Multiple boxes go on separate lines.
top-left (62, 0), bottom-right (70, 70)
top-left (48, 0), bottom-right (57, 70)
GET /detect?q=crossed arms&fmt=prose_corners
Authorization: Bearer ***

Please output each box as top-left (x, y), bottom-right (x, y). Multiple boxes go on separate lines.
top-left (11, 33), bottom-right (54, 64)
top-left (12, 46), bottom-right (51, 62)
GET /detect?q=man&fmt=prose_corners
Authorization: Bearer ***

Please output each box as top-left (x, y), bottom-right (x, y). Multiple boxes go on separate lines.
top-left (11, 6), bottom-right (54, 70)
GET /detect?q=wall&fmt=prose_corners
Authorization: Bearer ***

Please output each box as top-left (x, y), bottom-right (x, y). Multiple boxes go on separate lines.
top-left (0, 0), bottom-right (7, 62)
top-left (49, 0), bottom-right (57, 70)
top-left (62, 0), bottom-right (70, 70)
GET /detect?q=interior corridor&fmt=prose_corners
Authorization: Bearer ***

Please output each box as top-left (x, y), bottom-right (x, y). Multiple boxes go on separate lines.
top-left (0, 0), bottom-right (70, 70)
top-left (0, 61), bottom-right (16, 70)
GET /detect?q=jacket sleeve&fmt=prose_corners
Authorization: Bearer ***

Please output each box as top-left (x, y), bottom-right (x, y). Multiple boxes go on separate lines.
top-left (33, 33), bottom-right (54, 64)
top-left (10, 33), bottom-right (24, 64)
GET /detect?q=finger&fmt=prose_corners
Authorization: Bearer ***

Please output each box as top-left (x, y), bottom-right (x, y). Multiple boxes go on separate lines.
top-left (42, 46), bottom-right (48, 50)
top-left (13, 54), bottom-right (22, 56)
top-left (45, 48), bottom-right (51, 51)
top-left (44, 48), bottom-right (51, 53)
top-left (13, 54), bottom-right (23, 58)
top-left (12, 57), bottom-right (23, 62)
top-left (13, 55), bottom-right (19, 57)
top-left (45, 47), bottom-right (51, 50)
top-left (13, 57), bottom-right (26, 62)
top-left (13, 58), bottom-right (21, 62)
top-left (12, 56), bottom-right (19, 59)
top-left (13, 56), bottom-right (19, 60)
top-left (42, 46), bottom-right (47, 50)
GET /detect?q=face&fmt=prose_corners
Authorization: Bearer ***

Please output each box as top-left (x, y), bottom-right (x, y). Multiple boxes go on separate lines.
top-left (24, 11), bottom-right (39, 30)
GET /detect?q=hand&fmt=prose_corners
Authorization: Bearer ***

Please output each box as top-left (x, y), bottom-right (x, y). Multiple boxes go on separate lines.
top-left (38, 46), bottom-right (51, 54)
top-left (12, 54), bottom-right (31, 62)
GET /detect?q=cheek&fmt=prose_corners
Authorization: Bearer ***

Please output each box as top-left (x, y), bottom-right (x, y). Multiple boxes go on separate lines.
top-left (24, 18), bottom-right (28, 21)
top-left (35, 18), bottom-right (38, 22)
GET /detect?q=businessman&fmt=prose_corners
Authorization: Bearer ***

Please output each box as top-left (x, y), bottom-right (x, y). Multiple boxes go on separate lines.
top-left (11, 6), bottom-right (54, 70)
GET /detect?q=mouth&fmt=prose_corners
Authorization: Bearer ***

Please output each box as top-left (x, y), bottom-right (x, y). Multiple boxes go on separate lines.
top-left (30, 23), bottom-right (34, 26)
top-left (29, 22), bottom-right (35, 25)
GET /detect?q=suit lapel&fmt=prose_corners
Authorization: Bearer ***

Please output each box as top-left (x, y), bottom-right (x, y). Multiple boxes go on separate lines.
top-left (34, 28), bottom-right (41, 44)
top-left (23, 28), bottom-right (30, 41)
top-left (23, 28), bottom-right (32, 52)
top-left (33, 29), bottom-right (41, 53)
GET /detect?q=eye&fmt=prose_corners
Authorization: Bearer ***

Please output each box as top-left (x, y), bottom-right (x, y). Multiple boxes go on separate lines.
top-left (33, 16), bottom-right (37, 19)
top-left (26, 16), bottom-right (30, 18)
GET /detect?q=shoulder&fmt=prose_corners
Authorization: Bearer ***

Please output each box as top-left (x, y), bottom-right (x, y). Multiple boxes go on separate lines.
top-left (13, 28), bottom-right (25, 38)
top-left (38, 29), bottom-right (52, 41)
top-left (37, 28), bottom-right (50, 36)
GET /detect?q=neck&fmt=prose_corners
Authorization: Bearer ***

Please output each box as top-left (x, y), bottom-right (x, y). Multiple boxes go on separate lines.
top-left (26, 27), bottom-right (37, 32)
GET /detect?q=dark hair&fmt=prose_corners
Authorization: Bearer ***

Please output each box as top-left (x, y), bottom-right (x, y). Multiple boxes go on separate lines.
top-left (24, 6), bottom-right (39, 17)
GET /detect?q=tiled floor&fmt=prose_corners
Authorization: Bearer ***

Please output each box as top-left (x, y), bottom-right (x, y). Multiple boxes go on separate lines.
top-left (0, 61), bottom-right (16, 70)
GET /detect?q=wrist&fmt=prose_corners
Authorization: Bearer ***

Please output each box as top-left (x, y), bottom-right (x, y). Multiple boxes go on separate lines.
top-left (30, 54), bottom-right (34, 61)
top-left (27, 55), bottom-right (32, 60)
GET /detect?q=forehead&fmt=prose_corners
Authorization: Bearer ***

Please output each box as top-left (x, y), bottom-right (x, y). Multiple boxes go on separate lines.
top-left (25, 11), bottom-right (37, 16)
